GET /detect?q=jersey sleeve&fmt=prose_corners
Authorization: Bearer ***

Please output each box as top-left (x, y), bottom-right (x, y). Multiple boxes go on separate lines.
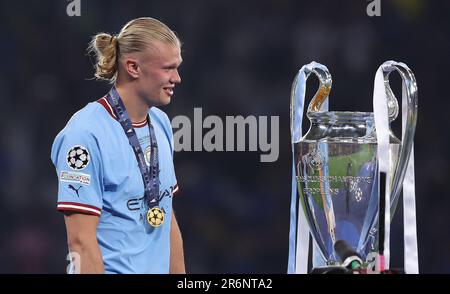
top-left (51, 126), bottom-right (103, 216)
top-left (163, 112), bottom-right (180, 196)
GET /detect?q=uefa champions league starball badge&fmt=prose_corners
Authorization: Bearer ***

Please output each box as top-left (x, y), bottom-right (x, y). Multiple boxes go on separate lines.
top-left (147, 207), bottom-right (165, 227)
top-left (66, 145), bottom-right (90, 170)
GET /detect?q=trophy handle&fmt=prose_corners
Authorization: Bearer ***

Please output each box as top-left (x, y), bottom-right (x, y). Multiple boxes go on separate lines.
top-left (381, 62), bottom-right (418, 205)
top-left (290, 62), bottom-right (332, 143)
top-left (305, 66), bottom-right (332, 115)
top-left (384, 79), bottom-right (399, 122)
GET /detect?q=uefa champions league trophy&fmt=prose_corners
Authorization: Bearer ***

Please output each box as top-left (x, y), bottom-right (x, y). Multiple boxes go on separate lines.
top-left (288, 61), bottom-right (418, 274)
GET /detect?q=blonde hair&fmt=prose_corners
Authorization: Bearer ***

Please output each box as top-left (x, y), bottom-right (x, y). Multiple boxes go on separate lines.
top-left (88, 17), bottom-right (181, 83)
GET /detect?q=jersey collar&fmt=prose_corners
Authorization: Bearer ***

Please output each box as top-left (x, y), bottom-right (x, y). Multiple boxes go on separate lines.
top-left (97, 97), bottom-right (148, 128)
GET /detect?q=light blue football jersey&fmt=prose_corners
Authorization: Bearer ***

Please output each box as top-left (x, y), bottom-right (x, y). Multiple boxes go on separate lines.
top-left (51, 97), bottom-right (179, 274)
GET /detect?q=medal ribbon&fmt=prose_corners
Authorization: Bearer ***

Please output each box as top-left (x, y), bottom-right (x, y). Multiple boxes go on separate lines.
top-left (106, 87), bottom-right (160, 210)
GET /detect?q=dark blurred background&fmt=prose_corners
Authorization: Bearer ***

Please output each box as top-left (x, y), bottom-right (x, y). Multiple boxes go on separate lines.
top-left (0, 0), bottom-right (449, 273)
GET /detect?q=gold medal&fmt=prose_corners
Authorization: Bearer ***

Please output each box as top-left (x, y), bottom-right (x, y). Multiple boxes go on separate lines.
top-left (147, 207), bottom-right (165, 227)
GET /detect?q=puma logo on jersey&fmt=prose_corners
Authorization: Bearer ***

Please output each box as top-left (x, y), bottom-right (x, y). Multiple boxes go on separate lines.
top-left (68, 185), bottom-right (82, 197)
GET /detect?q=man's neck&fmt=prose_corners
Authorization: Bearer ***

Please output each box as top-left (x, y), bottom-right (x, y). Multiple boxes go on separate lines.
top-left (115, 84), bottom-right (150, 123)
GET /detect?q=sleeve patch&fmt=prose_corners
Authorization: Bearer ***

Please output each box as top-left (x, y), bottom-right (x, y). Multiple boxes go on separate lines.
top-left (66, 145), bottom-right (90, 170)
top-left (60, 171), bottom-right (91, 185)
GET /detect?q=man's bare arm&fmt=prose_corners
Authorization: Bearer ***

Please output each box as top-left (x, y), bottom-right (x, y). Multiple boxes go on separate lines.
top-left (64, 212), bottom-right (104, 274)
top-left (170, 211), bottom-right (186, 274)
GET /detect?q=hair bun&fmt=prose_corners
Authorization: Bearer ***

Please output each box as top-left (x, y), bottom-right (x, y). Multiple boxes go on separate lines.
top-left (88, 32), bottom-right (119, 82)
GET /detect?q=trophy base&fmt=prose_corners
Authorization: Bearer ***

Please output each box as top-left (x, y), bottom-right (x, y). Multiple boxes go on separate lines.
top-left (310, 266), bottom-right (405, 274)
top-left (310, 266), bottom-right (351, 274)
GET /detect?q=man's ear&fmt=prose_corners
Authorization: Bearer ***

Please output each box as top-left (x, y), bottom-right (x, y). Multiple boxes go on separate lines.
top-left (124, 58), bottom-right (140, 79)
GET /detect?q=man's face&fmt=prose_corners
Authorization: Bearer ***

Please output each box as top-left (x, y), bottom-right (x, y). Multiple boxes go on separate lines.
top-left (136, 41), bottom-right (182, 106)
